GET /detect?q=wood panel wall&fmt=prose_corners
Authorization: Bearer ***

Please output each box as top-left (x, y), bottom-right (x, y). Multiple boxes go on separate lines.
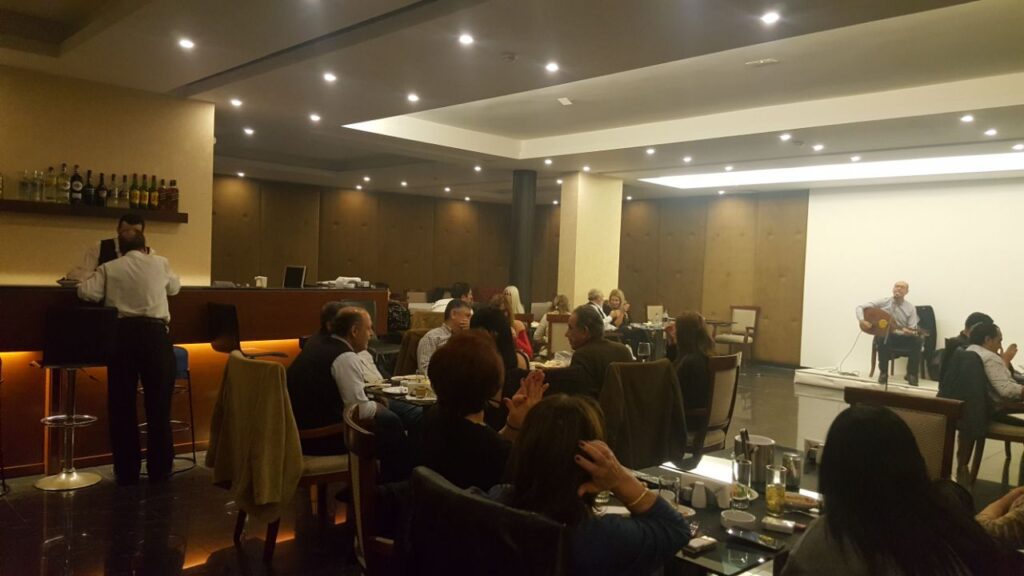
top-left (618, 192), bottom-right (808, 365)
top-left (532, 205), bottom-right (561, 302)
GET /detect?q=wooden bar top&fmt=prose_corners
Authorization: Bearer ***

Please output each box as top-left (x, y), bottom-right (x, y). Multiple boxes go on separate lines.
top-left (0, 285), bottom-right (389, 351)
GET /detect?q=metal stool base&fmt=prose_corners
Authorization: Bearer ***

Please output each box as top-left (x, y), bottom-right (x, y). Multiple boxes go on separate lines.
top-left (35, 470), bottom-right (102, 491)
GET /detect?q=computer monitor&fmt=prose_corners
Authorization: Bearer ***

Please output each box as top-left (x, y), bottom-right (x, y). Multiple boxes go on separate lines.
top-left (283, 265), bottom-right (306, 288)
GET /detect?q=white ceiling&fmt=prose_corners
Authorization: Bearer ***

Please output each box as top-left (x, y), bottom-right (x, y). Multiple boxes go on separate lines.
top-left (2, 0), bottom-right (1022, 204)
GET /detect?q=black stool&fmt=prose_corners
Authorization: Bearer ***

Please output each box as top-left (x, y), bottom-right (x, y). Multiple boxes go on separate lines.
top-left (208, 303), bottom-right (287, 359)
top-left (139, 345), bottom-right (197, 474)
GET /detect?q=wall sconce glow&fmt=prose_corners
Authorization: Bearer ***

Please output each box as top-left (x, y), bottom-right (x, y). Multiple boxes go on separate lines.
top-left (243, 127), bottom-right (255, 135)
top-left (625, 196), bottom-right (633, 201)
top-left (230, 98), bottom-right (243, 107)
top-left (236, 172), bottom-right (245, 178)
top-left (178, 38), bottom-right (195, 50)
top-left (779, 133), bottom-right (792, 142)
top-left (718, 190), bottom-right (725, 195)
top-left (812, 144), bottom-right (825, 152)
top-left (458, 34), bottom-right (474, 45)
top-left (960, 114), bottom-right (974, 123)
top-left (356, 185), bottom-right (363, 190)
top-left (545, 61), bottom-right (560, 72)
top-left (760, 12), bottom-right (780, 25)
top-left (323, 72), bottom-right (337, 83)
top-left (641, 152), bottom-right (1024, 190)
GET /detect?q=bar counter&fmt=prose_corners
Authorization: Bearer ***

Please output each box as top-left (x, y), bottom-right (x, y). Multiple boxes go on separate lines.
top-left (0, 285), bottom-right (388, 477)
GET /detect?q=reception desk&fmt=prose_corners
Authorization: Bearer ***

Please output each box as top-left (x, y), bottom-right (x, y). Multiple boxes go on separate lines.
top-left (0, 286), bottom-right (388, 477)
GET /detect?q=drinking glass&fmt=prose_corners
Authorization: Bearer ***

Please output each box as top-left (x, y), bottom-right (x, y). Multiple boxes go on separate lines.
top-left (731, 458), bottom-right (752, 510)
top-left (637, 342), bottom-right (652, 362)
top-left (765, 465), bottom-right (787, 517)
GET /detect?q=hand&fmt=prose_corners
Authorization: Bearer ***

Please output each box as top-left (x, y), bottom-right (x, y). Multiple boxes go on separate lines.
top-left (504, 370), bottom-right (549, 429)
top-left (665, 323), bottom-right (677, 344)
top-left (623, 302), bottom-right (631, 313)
top-left (859, 320), bottom-right (872, 331)
top-left (1003, 343), bottom-right (1018, 364)
top-left (574, 440), bottom-right (631, 496)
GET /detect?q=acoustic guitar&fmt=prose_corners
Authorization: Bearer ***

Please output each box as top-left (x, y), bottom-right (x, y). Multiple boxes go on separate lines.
top-left (861, 307), bottom-right (928, 338)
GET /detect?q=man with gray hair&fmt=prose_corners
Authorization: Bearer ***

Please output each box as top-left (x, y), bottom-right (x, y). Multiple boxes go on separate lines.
top-left (587, 288), bottom-right (615, 331)
top-left (567, 305), bottom-right (634, 397)
top-left (856, 280), bottom-right (922, 385)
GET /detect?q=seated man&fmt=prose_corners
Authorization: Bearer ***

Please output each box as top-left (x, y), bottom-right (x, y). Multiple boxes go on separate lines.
top-left (417, 299), bottom-right (473, 375)
top-left (855, 280), bottom-right (923, 385)
top-left (430, 281), bottom-right (474, 312)
top-left (567, 305), bottom-right (634, 397)
top-left (939, 311), bottom-right (993, 383)
top-left (585, 288), bottom-right (616, 331)
top-left (966, 322), bottom-right (1024, 425)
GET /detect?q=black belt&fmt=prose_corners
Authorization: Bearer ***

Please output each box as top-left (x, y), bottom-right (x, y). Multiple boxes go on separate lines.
top-left (119, 316), bottom-right (167, 326)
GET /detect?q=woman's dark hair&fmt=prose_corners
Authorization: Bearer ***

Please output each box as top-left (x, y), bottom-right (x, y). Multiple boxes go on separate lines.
top-left (820, 405), bottom-right (1005, 575)
top-left (507, 394), bottom-right (606, 527)
top-left (118, 213), bottom-right (146, 229)
top-left (428, 330), bottom-right (504, 418)
top-left (318, 301), bottom-right (344, 334)
top-left (674, 311), bottom-right (714, 358)
top-left (964, 312), bottom-right (993, 332)
top-left (471, 306), bottom-right (518, 375)
top-left (968, 322), bottom-right (999, 346)
top-left (450, 281), bottom-right (472, 300)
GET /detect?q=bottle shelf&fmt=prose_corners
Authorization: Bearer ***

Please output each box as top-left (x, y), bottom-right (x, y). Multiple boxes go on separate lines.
top-left (0, 199), bottom-right (188, 223)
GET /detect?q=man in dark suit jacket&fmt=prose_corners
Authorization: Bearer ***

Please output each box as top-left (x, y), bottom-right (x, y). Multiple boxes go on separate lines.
top-left (567, 305), bottom-right (634, 397)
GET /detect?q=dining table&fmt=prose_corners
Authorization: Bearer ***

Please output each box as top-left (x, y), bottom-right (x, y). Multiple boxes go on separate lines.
top-left (636, 446), bottom-right (820, 576)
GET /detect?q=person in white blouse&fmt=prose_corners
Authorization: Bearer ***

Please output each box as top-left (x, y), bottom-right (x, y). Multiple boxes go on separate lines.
top-left (77, 232), bottom-right (180, 485)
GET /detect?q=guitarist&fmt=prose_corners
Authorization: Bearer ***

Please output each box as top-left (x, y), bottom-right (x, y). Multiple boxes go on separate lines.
top-left (856, 280), bottom-right (922, 385)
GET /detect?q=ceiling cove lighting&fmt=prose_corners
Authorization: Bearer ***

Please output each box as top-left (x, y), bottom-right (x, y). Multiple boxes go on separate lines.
top-left (545, 61), bottom-right (560, 72)
top-left (779, 133), bottom-right (792, 142)
top-left (458, 33), bottom-right (474, 45)
top-left (646, 148), bottom-right (656, 155)
top-left (812, 144), bottom-right (825, 152)
top-left (984, 128), bottom-right (998, 137)
top-left (760, 11), bottom-right (780, 25)
top-left (230, 98), bottom-right (243, 107)
top-left (641, 152), bottom-right (1024, 190)
top-left (323, 72), bottom-right (337, 83)
top-left (960, 114), bottom-right (975, 123)
top-left (236, 172), bottom-right (245, 178)
top-left (309, 113), bottom-right (321, 123)
top-left (178, 38), bottom-right (195, 50)
top-left (243, 127), bottom-right (254, 135)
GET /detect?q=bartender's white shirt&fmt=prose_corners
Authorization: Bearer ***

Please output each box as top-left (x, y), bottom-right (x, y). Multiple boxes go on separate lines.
top-left (77, 250), bottom-right (180, 323)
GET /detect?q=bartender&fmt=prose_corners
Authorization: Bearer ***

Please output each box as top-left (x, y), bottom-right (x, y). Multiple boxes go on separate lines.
top-left (77, 231), bottom-right (180, 485)
top-left (65, 214), bottom-right (152, 282)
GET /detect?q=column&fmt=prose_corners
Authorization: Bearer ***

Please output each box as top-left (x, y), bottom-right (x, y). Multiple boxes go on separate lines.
top-left (557, 172), bottom-right (623, 307)
top-left (509, 170), bottom-right (536, 308)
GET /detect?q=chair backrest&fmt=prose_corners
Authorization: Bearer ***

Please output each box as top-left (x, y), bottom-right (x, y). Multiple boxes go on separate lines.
top-left (730, 306), bottom-right (759, 335)
top-left (599, 360), bottom-right (687, 468)
top-left (514, 313), bottom-right (534, 325)
top-left (546, 313), bottom-right (571, 358)
top-left (646, 304), bottom-right (664, 323)
top-left (531, 302), bottom-right (552, 321)
top-left (394, 329), bottom-right (429, 376)
top-left (406, 467), bottom-right (568, 576)
top-left (706, 354), bottom-right (741, 433)
top-left (410, 311), bottom-right (444, 331)
top-left (172, 346), bottom-right (189, 379)
top-left (42, 306), bottom-right (118, 368)
top-left (843, 387), bottom-right (964, 480)
top-left (407, 291), bottom-right (428, 303)
top-left (208, 302), bottom-right (242, 353)
top-left (343, 405), bottom-right (392, 574)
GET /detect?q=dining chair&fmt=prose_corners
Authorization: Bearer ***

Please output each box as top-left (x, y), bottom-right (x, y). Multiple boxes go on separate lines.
top-left (343, 404), bottom-right (395, 576)
top-left (970, 418), bottom-right (1024, 484)
top-left (599, 359), bottom-right (687, 469)
top-left (393, 328), bottom-right (429, 376)
top-left (207, 302), bottom-right (287, 359)
top-left (713, 306), bottom-right (759, 364)
top-left (687, 353), bottom-right (741, 454)
top-left (410, 311), bottom-right (444, 331)
top-left (545, 313), bottom-right (571, 359)
top-left (843, 386), bottom-right (963, 480)
top-left (405, 466), bottom-right (569, 576)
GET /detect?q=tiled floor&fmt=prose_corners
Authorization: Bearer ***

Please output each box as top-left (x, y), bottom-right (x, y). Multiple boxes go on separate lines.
top-left (0, 365), bottom-right (1018, 575)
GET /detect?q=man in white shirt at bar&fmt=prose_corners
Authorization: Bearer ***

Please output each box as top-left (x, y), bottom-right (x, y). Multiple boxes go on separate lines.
top-left (856, 280), bottom-right (923, 385)
top-left (77, 231), bottom-right (180, 485)
top-left (65, 213), bottom-right (154, 282)
top-left (417, 299), bottom-right (473, 374)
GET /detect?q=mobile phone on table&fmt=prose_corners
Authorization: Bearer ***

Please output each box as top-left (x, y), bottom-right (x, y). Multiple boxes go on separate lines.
top-left (725, 528), bottom-right (786, 552)
top-left (682, 536), bottom-right (717, 555)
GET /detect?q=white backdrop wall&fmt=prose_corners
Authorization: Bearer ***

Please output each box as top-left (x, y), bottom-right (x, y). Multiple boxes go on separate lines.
top-left (801, 177), bottom-right (1024, 377)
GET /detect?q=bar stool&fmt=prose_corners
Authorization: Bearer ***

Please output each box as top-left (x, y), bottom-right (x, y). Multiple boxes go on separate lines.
top-left (35, 306), bottom-right (117, 491)
top-left (138, 346), bottom-right (197, 474)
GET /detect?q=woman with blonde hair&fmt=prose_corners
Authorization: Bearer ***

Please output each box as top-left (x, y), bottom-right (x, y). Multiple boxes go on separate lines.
top-left (602, 288), bottom-right (631, 329)
top-left (502, 285), bottom-right (525, 315)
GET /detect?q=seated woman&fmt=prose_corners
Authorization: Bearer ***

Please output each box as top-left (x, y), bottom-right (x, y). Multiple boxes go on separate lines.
top-left (602, 288), bottom-right (631, 330)
top-left (472, 307), bottom-right (531, 429)
top-left (782, 405), bottom-right (1018, 576)
top-left (665, 312), bottom-right (714, 431)
top-left (534, 294), bottom-right (570, 357)
top-left (489, 394), bottom-right (690, 576)
top-left (422, 330), bottom-right (547, 490)
top-left (493, 291), bottom-right (534, 358)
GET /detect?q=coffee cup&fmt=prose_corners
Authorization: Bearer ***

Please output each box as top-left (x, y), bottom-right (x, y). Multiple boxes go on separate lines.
top-left (254, 276), bottom-right (268, 288)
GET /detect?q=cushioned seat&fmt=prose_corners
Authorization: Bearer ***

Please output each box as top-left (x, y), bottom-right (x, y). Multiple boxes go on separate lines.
top-left (687, 429), bottom-right (725, 449)
top-left (301, 454), bottom-right (349, 476)
top-left (987, 422), bottom-right (1024, 437)
top-left (713, 333), bottom-right (748, 344)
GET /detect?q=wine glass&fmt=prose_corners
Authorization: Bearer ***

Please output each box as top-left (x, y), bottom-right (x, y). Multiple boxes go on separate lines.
top-left (637, 342), bottom-right (652, 362)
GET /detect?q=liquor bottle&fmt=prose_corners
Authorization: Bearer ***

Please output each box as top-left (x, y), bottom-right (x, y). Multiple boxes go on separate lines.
top-left (130, 173), bottom-right (140, 209)
top-left (83, 170), bottom-right (95, 205)
top-left (57, 163), bottom-right (70, 204)
top-left (69, 165), bottom-right (83, 204)
top-left (140, 175), bottom-right (150, 208)
top-left (96, 173), bottom-right (108, 207)
top-left (32, 170), bottom-right (43, 201)
top-left (43, 166), bottom-right (56, 203)
top-left (18, 170), bottom-right (31, 200)
top-left (121, 174), bottom-right (128, 208)
top-left (148, 175), bottom-right (159, 210)
top-left (108, 173), bottom-right (118, 208)
top-left (167, 179), bottom-right (179, 213)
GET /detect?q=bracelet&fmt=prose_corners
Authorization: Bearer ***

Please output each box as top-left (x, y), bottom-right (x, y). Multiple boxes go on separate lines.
top-left (626, 489), bottom-right (650, 508)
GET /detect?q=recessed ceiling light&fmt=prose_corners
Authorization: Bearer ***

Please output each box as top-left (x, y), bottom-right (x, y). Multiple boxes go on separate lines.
top-left (178, 38), bottom-right (195, 50)
top-left (779, 133), bottom-right (792, 141)
top-left (237, 172), bottom-right (245, 178)
top-left (812, 144), bottom-right (825, 152)
top-left (582, 165), bottom-right (591, 172)
top-left (1014, 144), bottom-right (1024, 151)
top-left (850, 155), bottom-right (862, 162)
top-left (458, 33), bottom-right (474, 45)
top-left (544, 158), bottom-right (553, 165)
top-left (474, 165), bottom-right (482, 172)
top-left (444, 187), bottom-right (451, 192)
top-left (724, 165), bottom-right (734, 171)
top-left (407, 92), bottom-right (420, 103)
top-left (960, 114), bottom-right (975, 123)
top-left (356, 184), bottom-right (363, 190)
top-left (646, 148), bottom-right (656, 155)
top-left (626, 196), bottom-right (633, 201)
top-left (557, 97), bottom-right (573, 106)
top-left (323, 72), bottom-right (337, 83)
top-left (553, 200), bottom-right (559, 205)
top-left (760, 11), bottom-right (780, 25)
top-left (464, 196), bottom-right (470, 202)
top-left (556, 179), bottom-right (563, 184)
top-left (718, 190), bottom-right (725, 195)
top-left (683, 156), bottom-right (693, 163)
top-left (230, 98), bottom-right (243, 107)
top-left (243, 127), bottom-right (254, 135)
top-left (363, 176), bottom-right (371, 182)
top-left (545, 61), bottom-right (560, 72)
top-left (985, 128), bottom-right (998, 136)
top-left (401, 181), bottom-right (408, 187)
top-left (309, 113), bottom-right (321, 123)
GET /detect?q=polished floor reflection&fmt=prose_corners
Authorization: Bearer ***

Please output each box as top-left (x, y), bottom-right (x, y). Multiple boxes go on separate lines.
top-left (0, 365), bottom-right (1019, 575)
